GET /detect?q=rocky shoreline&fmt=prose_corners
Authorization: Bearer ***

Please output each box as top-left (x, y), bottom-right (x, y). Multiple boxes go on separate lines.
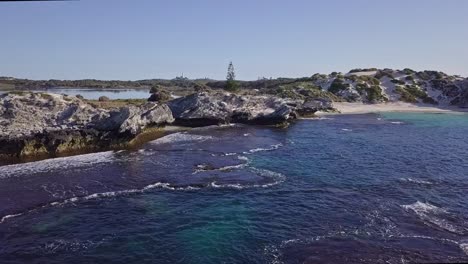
top-left (0, 91), bottom-right (332, 163)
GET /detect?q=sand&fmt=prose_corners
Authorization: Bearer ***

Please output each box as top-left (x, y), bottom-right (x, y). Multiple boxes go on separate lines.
top-left (318, 102), bottom-right (468, 115)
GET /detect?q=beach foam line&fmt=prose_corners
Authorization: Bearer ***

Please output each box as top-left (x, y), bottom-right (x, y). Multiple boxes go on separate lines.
top-left (0, 151), bottom-right (115, 179)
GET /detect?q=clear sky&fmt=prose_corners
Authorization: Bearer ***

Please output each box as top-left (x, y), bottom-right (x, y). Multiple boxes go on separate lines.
top-left (1, 0), bottom-right (467, 80)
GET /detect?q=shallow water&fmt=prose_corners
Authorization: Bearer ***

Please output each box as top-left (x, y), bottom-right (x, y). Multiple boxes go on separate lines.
top-left (1, 113), bottom-right (468, 263)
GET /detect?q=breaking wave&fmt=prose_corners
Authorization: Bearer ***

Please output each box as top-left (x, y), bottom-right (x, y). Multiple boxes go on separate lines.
top-left (402, 201), bottom-right (467, 234)
top-left (0, 167), bottom-right (285, 224)
top-left (399, 177), bottom-right (433, 185)
top-left (0, 151), bottom-right (115, 179)
top-left (243, 143), bottom-right (283, 154)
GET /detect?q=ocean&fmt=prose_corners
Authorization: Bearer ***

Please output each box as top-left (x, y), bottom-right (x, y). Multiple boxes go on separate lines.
top-left (1, 112), bottom-right (468, 263)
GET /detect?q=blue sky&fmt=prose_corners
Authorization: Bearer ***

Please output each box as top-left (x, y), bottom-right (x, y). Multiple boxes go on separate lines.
top-left (1, 0), bottom-right (467, 80)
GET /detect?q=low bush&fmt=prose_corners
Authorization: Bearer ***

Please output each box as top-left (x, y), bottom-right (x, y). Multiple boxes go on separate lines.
top-left (395, 86), bottom-right (417, 103)
top-left (98, 96), bottom-right (110, 102)
top-left (391, 79), bottom-right (405, 85)
top-left (328, 79), bottom-right (349, 94)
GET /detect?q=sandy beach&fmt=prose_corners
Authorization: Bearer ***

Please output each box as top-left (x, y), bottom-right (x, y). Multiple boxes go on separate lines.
top-left (319, 102), bottom-right (468, 115)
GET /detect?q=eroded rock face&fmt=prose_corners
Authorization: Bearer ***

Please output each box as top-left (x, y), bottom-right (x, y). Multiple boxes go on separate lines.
top-left (93, 103), bottom-right (174, 135)
top-left (296, 98), bottom-right (335, 117)
top-left (0, 93), bottom-right (174, 159)
top-left (167, 92), bottom-right (298, 126)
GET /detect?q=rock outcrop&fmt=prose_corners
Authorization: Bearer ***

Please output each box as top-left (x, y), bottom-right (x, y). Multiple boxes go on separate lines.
top-left (0, 91), bottom-right (334, 161)
top-left (296, 98), bottom-right (335, 117)
top-left (0, 92), bottom-right (174, 160)
top-left (167, 92), bottom-right (298, 126)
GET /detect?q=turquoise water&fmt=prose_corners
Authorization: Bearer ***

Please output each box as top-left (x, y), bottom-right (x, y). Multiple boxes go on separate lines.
top-left (1, 113), bottom-right (468, 263)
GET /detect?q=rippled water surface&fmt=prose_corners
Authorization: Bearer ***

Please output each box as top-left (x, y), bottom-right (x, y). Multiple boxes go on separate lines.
top-left (1, 113), bottom-right (468, 263)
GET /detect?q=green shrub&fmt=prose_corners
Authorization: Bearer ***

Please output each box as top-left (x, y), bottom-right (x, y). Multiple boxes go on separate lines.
top-left (274, 87), bottom-right (301, 99)
top-left (328, 79), bottom-right (349, 94)
top-left (366, 85), bottom-right (387, 102)
top-left (405, 85), bottom-right (426, 98)
top-left (395, 86), bottom-right (417, 103)
top-left (391, 79), bottom-right (405, 85)
top-left (374, 70), bottom-right (393, 79)
top-left (356, 75), bottom-right (380, 85)
top-left (311, 73), bottom-right (327, 81)
top-left (349, 68), bottom-right (378, 73)
top-left (98, 96), bottom-right (110, 102)
top-left (416, 71), bottom-right (431, 81)
top-left (150, 85), bottom-right (161, 94)
top-left (355, 83), bottom-right (386, 102)
top-left (345, 75), bottom-right (358, 82)
top-left (225, 79), bottom-right (239, 92)
top-left (355, 83), bottom-right (367, 95)
top-left (402, 68), bottom-right (416, 75)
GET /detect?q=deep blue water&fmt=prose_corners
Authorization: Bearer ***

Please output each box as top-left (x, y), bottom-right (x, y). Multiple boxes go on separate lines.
top-left (1, 113), bottom-right (468, 263)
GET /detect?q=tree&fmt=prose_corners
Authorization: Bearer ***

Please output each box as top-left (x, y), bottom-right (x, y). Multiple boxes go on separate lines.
top-left (225, 61), bottom-right (239, 91)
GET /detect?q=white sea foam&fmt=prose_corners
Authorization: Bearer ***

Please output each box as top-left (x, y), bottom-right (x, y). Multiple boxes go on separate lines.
top-left (391, 121), bottom-right (404, 125)
top-left (402, 201), bottom-right (465, 234)
top-left (237, 155), bottom-right (249, 161)
top-left (192, 163), bottom-right (247, 174)
top-left (40, 237), bottom-right (112, 254)
top-left (399, 178), bottom-right (433, 185)
top-left (341, 128), bottom-right (352, 131)
top-left (150, 132), bottom-right (213, 145)
top-left (460, 243), bottom-right (468, 255)
top-left (0, 181), bottom-right (200, 224)
top-left (208, 167), bottom-right (285, 189)
top-left (402, 201), bottom-right (446, 214)
top-left (0, 166), bottom-right (284, 224)
top-left (243, 143), bottom-right (283, 154)
top-left (301, 117), bottom-right (334, 120)
top-left (0, 213), bottom-right (24, 224)
top-left (0, 151), bottom-right (115, 178)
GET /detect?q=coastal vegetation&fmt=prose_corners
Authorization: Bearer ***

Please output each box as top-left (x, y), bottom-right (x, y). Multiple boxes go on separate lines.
top-left (1, 68), bottom-right (466, 106)
top-left (225, 62), bottom-right (239, 92)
